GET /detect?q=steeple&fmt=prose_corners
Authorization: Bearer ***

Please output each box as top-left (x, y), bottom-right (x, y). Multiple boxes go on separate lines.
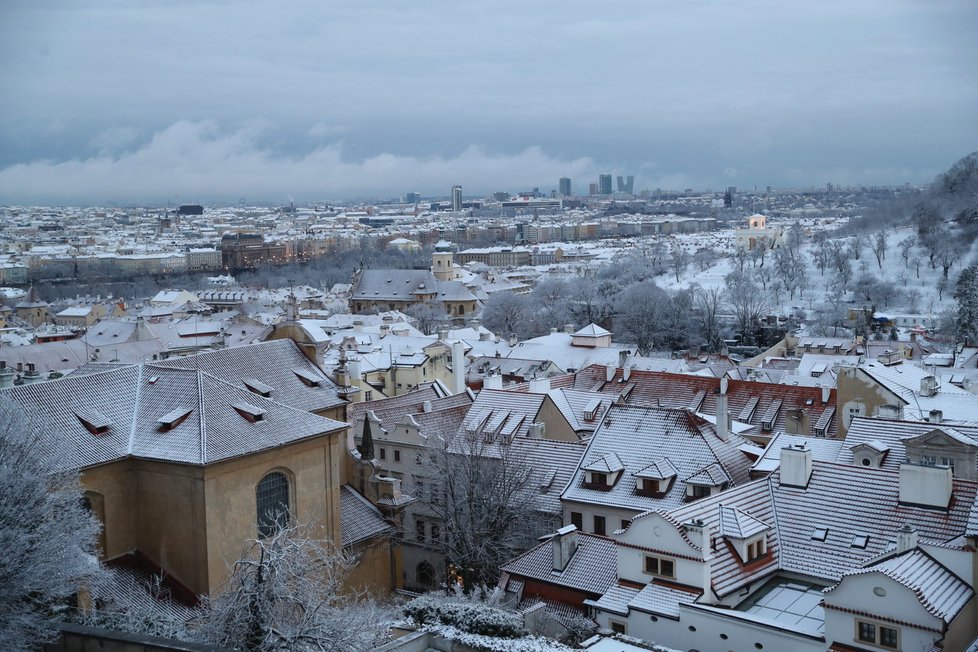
top-left (358, 415), bottom-right (375, 461)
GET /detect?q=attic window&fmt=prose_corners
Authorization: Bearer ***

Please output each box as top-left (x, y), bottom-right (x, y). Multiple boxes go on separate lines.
top-left (539, 468), bottom-right (557, 492)
top-left (75, 409), bottom-right (111, 435)
top-left (811, 527), bottom-right (829, 542)
top-left (583, 398), bottom-right (602, 421)
top-left (147, 376), bottom-right (160, 385)
top-left (233, 402), bottom-right (267, 423)
top-left (158, 407), bottom-right (193, 431)
top-left (242, 377), bottom-right (274, 397)
top-left (292, 368), bottom-right (322, 387)
top-left (851, 534), bottom-right (869, 549)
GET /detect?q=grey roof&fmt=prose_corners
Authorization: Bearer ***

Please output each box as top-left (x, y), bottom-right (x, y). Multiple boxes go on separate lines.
top-left (561, 405), bottom-right (754, 515)
top-left (827, 548), bottom-right (973, 623)
top-left (501, 531), bottom-right (618, 596)
top-left (154, 340), bottom-right (344, 413)
top-left (718, 504), bottom-right (770, 539)
top-left (2, 363), bottom-right (347, 470)
top-left (634, 458), bottom-right (679, 480)
top-left (340, 484), bottom-right (394, 548)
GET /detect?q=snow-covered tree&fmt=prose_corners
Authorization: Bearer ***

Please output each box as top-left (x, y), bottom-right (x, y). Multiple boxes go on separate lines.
top-left (0, 397), bottom-right (103, 649)
top-left (613, 281), bottom-right (674, 356)
top-left (195, 523), bottom-right (392, 651)
top-left (405, 301), bottom-right (447, 335)
top-left (954, 265), bottom-right (978, 346)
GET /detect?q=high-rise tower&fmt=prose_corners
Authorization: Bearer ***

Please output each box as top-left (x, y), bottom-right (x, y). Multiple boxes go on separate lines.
top-left (599, 174), bottom-right (613, 195)
top-left (559, 177), bottom-right (572, 196)
top-left (451, 185), bottom-right (463, 212)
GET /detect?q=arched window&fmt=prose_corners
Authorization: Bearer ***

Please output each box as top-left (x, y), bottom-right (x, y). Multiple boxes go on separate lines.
top-left (417, 561), bottom-right (436, 588)
top-left (256, 471), bottom-right (290, 538)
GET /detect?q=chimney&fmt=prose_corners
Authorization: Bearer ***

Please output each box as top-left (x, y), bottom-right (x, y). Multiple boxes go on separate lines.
top-left (550, 327), bottom-right (558, 334)
top-left (563, 323), bottom-right (575, 334)
top-left (877, 404), bottom-right (903, 420)
top-left (780, 444), bottom-right (813, 488)
top-left (452, 340), bottom-right (466, 395)
top-left (821, 385), bottom-right (831, 404)
top-left (529, 378), bottom-right (551, 394)
top-left (508, 333), bottom-right (518, 347)
top-left (480, 330), bottom-right (491, 341)
top-left (606, 365), bottom-right (615, 382)
top-left (899, 463), bottom-right (952, 509)
top-left (552, 525), bottom-right (579, 572)
top-left (438, 329), bottom-right (449, 342)
top-left (483, 373), bottom-right (503, 390)
top-left (683, 519), bottom-right (713, 561)
top-left (348, 359), bottom-right (361, 386)
top-left (527, 422), bottom-right (546, 439)
top-left (920, 375), bottom-right (938, 397)
top-left (928, 409), bottom-right (943, 424)
top-left (910, 332), bottom-right (917, 343)
top-left (422, 400), bottom-right (432, 413)
top-left (896, 524), bottom-right (918, 553)
top-left (715, 381), bottom-right (729, 442)
top-left (618, 349), bottom-right (629, 368)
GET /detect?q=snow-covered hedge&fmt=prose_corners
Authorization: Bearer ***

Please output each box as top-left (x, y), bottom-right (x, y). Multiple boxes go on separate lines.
top-left (404, 595), bottom-right (526, 639)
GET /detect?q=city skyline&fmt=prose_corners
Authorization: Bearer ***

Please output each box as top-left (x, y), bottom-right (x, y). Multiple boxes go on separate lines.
top-left (1, 1), bottom-right (976, 204)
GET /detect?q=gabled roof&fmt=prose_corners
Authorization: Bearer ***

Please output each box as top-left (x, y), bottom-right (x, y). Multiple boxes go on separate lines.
top-left (583, 452), bottom-right (624, 474)
top-left (827, 549), bottom-right (973, 623)
top-left (685, 462), bottom-right (731, 487)
top-left (558, 365), bottom-right (838, 437)
top-left (634, 458), bottom-right (679, 480)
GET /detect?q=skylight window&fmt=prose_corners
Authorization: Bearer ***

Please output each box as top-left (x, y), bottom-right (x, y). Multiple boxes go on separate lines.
top-left (75, 409), bottom-right (111, 435)
top-left (811, 527), bottom-right (829, 542)
top-left (851, 534), bottom-right (869, 549)
top-left (292, 368), bottom-right (322, 387)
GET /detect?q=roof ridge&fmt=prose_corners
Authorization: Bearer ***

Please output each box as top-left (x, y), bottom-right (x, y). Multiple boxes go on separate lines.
top-left (766, 476), bottom-right (785, 575)
top-left (128, 364), bottom-right (143, 456)
top-left (197, 369), bottom-right (207, 465)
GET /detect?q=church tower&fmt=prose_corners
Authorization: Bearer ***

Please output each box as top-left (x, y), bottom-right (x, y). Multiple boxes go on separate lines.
top-left (431, 240), bottom-right (455, 282)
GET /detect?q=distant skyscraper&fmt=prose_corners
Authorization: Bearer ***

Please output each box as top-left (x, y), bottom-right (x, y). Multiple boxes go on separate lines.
top-left (559, 177), bottom-right (572, 196)
top-left (405, 192), bottom-right (421, 204)
top-left (616, 175), bottom-right (634, 194)
top-left (599, 174), bottom-right (612, 195)
top-left (589, 183), bottom-right (599, 196)
top-left (451, 185), bottom-right (462, 212)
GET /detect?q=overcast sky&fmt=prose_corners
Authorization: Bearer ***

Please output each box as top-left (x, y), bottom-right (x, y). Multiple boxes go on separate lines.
top-left (1, 0), bottom-right (976, 205)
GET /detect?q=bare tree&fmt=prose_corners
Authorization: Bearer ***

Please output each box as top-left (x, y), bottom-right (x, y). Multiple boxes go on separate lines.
top-left (848, 234), bottom-right (867, 261)
top-left (692, 285), bottom-right (724, 352)
top-left (935, 233), bottom-right (966, 279)
top-left (196, 523), bottom-right (392, 651)
top-left (670, 245), bottom-right (690, 283)
top-left (481, 292), bottom-right (533, 341)
top-left (0, 397), bottom-right (103, 649)
top-left (692, 248), bottom-right (717, 272)
top-left (417, 429), bottom-right (539, 591)
top-left (725, 272), bottom-right (770, 345)
top-left (406, 302), bottom-right (447, 336)
top-left (872, 231), bottom-right (888, 269)
top-left (899, 236), bottom-right (915, 269)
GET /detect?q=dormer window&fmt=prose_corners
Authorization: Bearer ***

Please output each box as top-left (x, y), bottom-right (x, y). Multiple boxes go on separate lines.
top-left (292, 368), bottom-right (322, 387)
top-left (158, 407), bottom-right (193, 431)
top-left (233, 402), bottom-right (267, 423)
top-left (747, 536), bottom-right (767, 560)
top-left (242, 377), bottom-right (273, 397)
top-left (75, 409), bottom-right (111, 435)
top-left (582, 452), bottom-right (624, 491)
